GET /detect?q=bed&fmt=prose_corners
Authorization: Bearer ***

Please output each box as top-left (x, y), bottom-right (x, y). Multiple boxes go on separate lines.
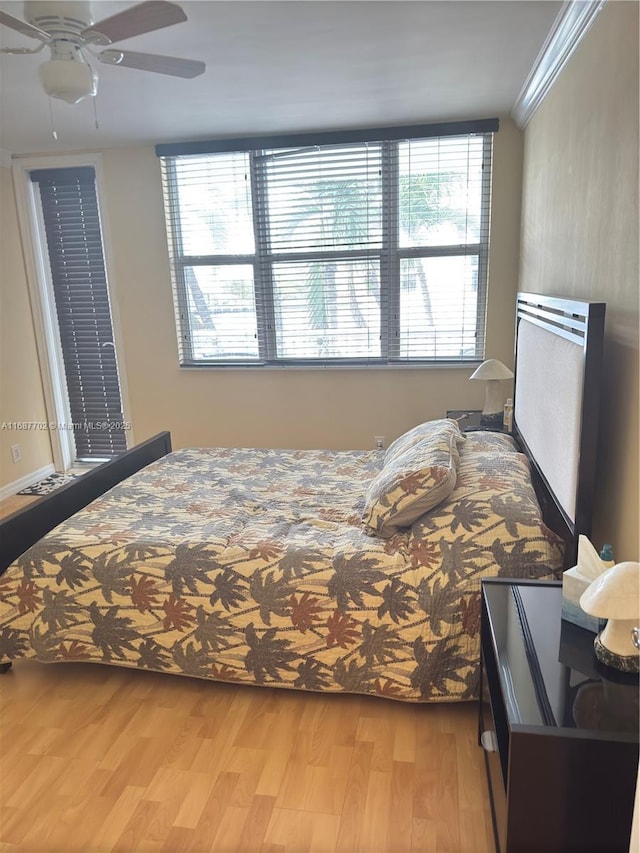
top-left (0, 293), bottom-right (605, 703)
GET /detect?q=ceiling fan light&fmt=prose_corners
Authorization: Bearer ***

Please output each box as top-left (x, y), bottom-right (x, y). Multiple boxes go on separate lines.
top-left (38, 58), bottom-right (97, 104)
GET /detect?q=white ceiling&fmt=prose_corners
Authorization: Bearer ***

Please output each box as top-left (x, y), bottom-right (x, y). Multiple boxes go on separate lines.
top-left (0, 1), bottom-right (561, 155)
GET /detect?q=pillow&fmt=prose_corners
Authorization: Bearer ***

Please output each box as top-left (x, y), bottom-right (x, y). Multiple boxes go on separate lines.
top-left (363, 429), bottom-right (461, 537)
top-left (385, 418), bottom-right (464, 465)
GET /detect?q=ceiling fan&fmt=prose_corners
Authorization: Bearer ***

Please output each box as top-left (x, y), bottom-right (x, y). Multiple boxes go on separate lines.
top-left (0, 1), bottom-right (205, 103)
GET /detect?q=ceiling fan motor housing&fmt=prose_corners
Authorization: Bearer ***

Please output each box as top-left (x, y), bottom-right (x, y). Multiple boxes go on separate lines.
top-left (25, 1), bottom-right (94, 33)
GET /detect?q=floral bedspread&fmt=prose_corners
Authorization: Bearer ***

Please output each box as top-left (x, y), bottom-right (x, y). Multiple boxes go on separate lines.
top-left (0, 434), bottom-right (563, 702)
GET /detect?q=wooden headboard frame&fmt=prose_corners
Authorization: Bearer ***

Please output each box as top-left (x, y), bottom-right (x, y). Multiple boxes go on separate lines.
top-left (512, 293), bottom-right (605, 567)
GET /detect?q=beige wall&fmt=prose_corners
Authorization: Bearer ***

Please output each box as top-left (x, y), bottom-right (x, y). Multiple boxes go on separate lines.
top-left (100, 117), bottom-right (523, 452)
top-left (0, 166), bottom-right (53, 488)
top-left (520, 1), bottom-right (639, 560)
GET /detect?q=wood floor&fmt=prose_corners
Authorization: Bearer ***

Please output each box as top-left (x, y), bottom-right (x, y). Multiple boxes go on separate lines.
top-left (0, 659), bottom-right (494, 853)
top-left (0, 493), bottom-right (39, 517)
top-left (0, 493), bottom-right (494, 853)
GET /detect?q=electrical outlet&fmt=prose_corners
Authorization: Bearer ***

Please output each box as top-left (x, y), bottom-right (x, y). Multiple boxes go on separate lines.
top-left (374, 436), bottom-right (386, 450)
top-left (10, 444), bottom-right (22, 464)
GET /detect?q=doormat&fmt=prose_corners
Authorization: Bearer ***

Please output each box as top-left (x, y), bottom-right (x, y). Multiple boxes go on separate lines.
top-left (17, 472), bottom-right (80, 496)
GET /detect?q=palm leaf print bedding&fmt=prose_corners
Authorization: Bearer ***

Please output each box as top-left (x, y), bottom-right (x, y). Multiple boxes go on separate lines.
top-left (0, 433), bottom-right (562, 702)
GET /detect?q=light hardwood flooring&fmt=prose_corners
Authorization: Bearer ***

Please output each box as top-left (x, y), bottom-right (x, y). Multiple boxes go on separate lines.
top-left (0, 495), bottom-right (495, 853)
top-left (0, 662), bottom-right (494, 853)
top-left (0, 493), bottom-right (39, 517)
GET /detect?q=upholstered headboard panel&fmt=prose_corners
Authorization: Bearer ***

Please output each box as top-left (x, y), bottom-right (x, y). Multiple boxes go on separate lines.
top-left (513, 293), bottom-right (605, 564)
top-left (515, 319), bottom-right (583, 522)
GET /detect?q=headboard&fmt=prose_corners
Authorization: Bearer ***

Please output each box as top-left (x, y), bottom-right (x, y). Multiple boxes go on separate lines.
top-left (512, 292), bottom-right (605, 567)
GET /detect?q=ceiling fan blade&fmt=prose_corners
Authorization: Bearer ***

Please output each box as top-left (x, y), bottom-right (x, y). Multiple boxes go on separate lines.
top-left (0, 10), bottom-right (50, 42)
top-left (82, 1), bottom-right (187, 45)
top-left (99, 49), bottom-right (205, 79)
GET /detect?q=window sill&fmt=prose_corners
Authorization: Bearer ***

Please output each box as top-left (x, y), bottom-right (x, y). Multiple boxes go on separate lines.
top-left (178, 361), bottom-right (483, 371)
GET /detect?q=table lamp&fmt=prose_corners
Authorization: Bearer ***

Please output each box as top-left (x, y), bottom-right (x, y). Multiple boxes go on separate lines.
top-left (580, 561), bottom-right (640, 673)
top-left (469, 359), bottom-right (514, 429)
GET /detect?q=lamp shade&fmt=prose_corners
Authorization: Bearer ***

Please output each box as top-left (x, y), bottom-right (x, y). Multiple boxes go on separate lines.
top-left (580, 562), bottom-right (640, 620)
top-left (469, 359), bottom-right (514, 381)
top-left (469, 359), bottom-right (514, 426)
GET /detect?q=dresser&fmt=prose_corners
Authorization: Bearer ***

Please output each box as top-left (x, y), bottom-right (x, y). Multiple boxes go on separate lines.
top-left (479, 579), bottom-right (639, 853)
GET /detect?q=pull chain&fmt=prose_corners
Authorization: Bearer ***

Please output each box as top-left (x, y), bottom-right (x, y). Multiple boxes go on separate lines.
top-left (48, 96), bottom-right (58, 140)
top-left (47, 93), bottom-right (100, 139)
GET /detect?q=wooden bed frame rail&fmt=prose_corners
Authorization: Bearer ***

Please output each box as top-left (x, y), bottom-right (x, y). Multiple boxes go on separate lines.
top-left (0, 431), bottom-right (172, 574)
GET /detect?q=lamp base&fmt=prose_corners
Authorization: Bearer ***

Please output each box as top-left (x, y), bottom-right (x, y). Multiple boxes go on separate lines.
top-left (593, 633), bottom-right (640, 673)
top-left (480, 412), bottom-right (503, 430)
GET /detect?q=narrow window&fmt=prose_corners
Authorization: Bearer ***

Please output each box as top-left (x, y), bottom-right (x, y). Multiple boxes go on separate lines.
top-left (30, 167), bottom-right (126, 460)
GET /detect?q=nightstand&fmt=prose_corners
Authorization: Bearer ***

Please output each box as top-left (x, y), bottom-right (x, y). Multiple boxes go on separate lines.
top-left (447, 409), bottom-right (482, 429)
top-left (446, 409), bottom-right (507, 433)
top-left (479, 579), bottom-right (638, 853)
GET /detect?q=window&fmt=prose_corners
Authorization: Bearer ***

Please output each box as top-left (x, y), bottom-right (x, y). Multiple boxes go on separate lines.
top-left (30, 167), bottom-right (127, 460)
top-left (159, 121), bottom-right (495, 366)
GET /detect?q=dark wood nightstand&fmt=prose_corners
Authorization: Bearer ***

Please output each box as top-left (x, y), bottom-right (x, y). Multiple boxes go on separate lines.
top-left (447, 409), bottom-right (483, 429)
top-left (446, 409), bottom-right (508, 433)
top-left (479, 579), bottom-right (638, 853)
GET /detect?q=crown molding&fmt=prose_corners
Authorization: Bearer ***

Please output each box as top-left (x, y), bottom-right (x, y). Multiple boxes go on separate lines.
top-left (0, 149), bottom-right (12, 168)
top-left (512, 0), bottom-right (607, 128)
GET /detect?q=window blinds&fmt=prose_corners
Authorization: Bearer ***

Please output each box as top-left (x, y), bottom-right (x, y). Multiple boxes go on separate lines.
top-left (159, 121), bottom-right (495, 366)
top-left (260, 143), bottom-right (384, 361)
top-left (30, 167), bottom-right (127, 460)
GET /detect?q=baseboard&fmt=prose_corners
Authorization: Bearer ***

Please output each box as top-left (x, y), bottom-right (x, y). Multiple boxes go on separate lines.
top-left (0, 464), bottom-right (56, 500)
